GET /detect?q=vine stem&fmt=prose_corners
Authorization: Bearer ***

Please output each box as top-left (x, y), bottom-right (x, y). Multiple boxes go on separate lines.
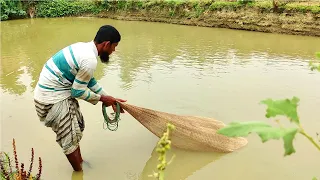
top-left (299, 125), bottom-right (320, 151)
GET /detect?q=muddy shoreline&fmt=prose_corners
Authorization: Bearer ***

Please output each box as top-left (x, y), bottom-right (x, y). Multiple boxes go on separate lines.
top-left (3, 0), bottom-right (320, 37)
top-left (92, 9), bottom-right (320, 37)
top-left (92, 3), bottom-right (320, 37)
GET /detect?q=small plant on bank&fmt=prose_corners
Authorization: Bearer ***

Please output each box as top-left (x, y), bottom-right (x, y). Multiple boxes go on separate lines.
top-left (149, 123), bottom-right (176, 180)
top-left (0, 139), bottom-right (42, 180)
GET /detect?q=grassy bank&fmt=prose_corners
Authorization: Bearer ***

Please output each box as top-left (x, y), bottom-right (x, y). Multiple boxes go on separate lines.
top-left (94, 0), bottom-right (320, 36)
top-left (1, 0), bottom-right (320, 36)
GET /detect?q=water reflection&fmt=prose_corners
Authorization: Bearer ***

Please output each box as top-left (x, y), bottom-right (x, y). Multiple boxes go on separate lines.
top-left (1, 17), bottom-right (320, 95)
top-left (0, 63), bottom-right (33, 95)
top-left (71, 171), bottom-right (83, 180)
top-left (1, 18), bottom-right (107, 93)
top-left (139, 147), bottom-right (225, 180)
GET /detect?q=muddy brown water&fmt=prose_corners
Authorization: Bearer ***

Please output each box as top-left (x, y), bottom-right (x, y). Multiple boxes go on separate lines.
top-left (1, 17), bottom-right (320, 180)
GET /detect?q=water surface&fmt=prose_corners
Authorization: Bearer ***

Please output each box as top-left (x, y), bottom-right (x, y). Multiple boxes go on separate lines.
top-left (1, 17), bottom-right (320, 180)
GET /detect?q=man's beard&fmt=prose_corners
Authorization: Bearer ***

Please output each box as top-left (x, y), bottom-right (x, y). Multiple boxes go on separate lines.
top-left (100, 51), bottom-right (110, 63)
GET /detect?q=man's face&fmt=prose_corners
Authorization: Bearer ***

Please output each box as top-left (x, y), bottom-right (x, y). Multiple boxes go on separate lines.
top-left (100, 41), bottom-right (118, 63)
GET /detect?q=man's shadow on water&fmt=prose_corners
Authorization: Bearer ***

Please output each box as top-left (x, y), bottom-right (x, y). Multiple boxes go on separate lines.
top-left (138, 146), bottom-right (226, 180)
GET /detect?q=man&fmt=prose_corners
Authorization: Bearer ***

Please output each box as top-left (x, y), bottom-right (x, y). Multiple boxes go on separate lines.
top-left (33, 25), bottom-right (126, 171)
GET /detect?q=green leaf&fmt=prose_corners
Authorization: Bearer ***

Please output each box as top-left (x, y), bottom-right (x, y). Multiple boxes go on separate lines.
top-left (257, 127), bottom-right (293, 143)
top-left (217, 121), bottom-right (299, 156)
top-left (282, 128), bottom-right (298, 156)
top-left (312, 177), bottom-right (318, 180)
top-left (217, 121), bottom-right (272, 137)
top-left (260, 97), bottom-right (300, 124)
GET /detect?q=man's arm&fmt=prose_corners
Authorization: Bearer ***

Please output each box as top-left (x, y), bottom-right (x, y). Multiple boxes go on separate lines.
top-left (87, 77), bottom-right (108, 96)
top-left (71, 67), bottom-right (126, 109)
top-left (87, 76), bottom-right (126, 113)
top-left (71, 67), bottom-right (102, 105)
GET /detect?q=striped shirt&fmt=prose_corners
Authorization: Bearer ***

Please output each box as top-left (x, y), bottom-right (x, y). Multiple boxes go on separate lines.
top-left (34, 41), bottom-right (108, 105)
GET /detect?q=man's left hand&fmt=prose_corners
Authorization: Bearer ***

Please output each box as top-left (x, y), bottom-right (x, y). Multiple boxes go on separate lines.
top-left (112, 98), bottom-right (125, 113)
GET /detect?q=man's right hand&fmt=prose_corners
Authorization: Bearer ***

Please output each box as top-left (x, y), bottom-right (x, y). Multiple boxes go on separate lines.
top-left (100, 95), bottom-right (126, 113)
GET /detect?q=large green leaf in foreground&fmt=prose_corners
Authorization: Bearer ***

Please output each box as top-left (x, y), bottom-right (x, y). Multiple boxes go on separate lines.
top-left (217, 121), bottom-right (298, 156)
top-left (260, 97), bottom-right (300, 124)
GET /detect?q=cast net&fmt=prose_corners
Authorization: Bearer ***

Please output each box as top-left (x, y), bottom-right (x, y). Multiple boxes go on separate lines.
top-left (117, 102), bottom-right (248, 153)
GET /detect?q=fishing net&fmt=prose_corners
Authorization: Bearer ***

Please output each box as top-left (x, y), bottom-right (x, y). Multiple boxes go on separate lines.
top-left (115, 102), bottom-right (248, 153)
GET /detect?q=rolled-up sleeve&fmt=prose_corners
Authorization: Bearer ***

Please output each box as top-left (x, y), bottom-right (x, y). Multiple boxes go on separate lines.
top-left (71, 67), bottom-right (101, 105)
top-left (87, 77), bottom-right (108, 96)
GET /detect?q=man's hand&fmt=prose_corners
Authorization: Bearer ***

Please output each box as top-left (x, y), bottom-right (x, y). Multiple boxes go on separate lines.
top-left (100, 95), bottom-right (126, 113)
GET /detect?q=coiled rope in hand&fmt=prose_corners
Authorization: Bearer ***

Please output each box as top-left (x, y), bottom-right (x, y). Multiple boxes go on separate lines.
top-left (102, 102), bottom-right (121, 131)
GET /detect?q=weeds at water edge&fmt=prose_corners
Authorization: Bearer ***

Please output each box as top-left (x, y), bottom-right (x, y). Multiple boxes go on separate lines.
top-left (0, 139), bottom-right (42, 180)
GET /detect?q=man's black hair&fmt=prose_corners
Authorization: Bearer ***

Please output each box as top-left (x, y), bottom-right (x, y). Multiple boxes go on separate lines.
top-left (94, 25), bottom-right (121, 44)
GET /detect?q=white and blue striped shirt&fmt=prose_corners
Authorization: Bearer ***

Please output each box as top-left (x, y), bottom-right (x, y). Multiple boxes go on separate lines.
top-left (34, 41), bottom-right (107, 105)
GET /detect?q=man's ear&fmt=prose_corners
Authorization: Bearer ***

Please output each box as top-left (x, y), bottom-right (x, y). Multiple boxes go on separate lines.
top-left (103, 41), bottom-right (110, 48)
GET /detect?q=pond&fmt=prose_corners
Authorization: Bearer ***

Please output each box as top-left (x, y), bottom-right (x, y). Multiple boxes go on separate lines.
top-left (1, 17), bottom-right (320, 180)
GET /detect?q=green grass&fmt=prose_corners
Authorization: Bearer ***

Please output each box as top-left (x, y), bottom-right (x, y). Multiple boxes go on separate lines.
top-left (209, 1), bottom-right (243, 11)
top-left (1, 0), bottom-right (319, 21)
top-left (285, 3), bottom-right (320, 13)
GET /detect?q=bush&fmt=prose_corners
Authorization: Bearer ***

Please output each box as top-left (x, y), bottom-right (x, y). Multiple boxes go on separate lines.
top-left (0, 0), bottom-right (27, 21)
top-left (35, 0), bottom-right (103, 18)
